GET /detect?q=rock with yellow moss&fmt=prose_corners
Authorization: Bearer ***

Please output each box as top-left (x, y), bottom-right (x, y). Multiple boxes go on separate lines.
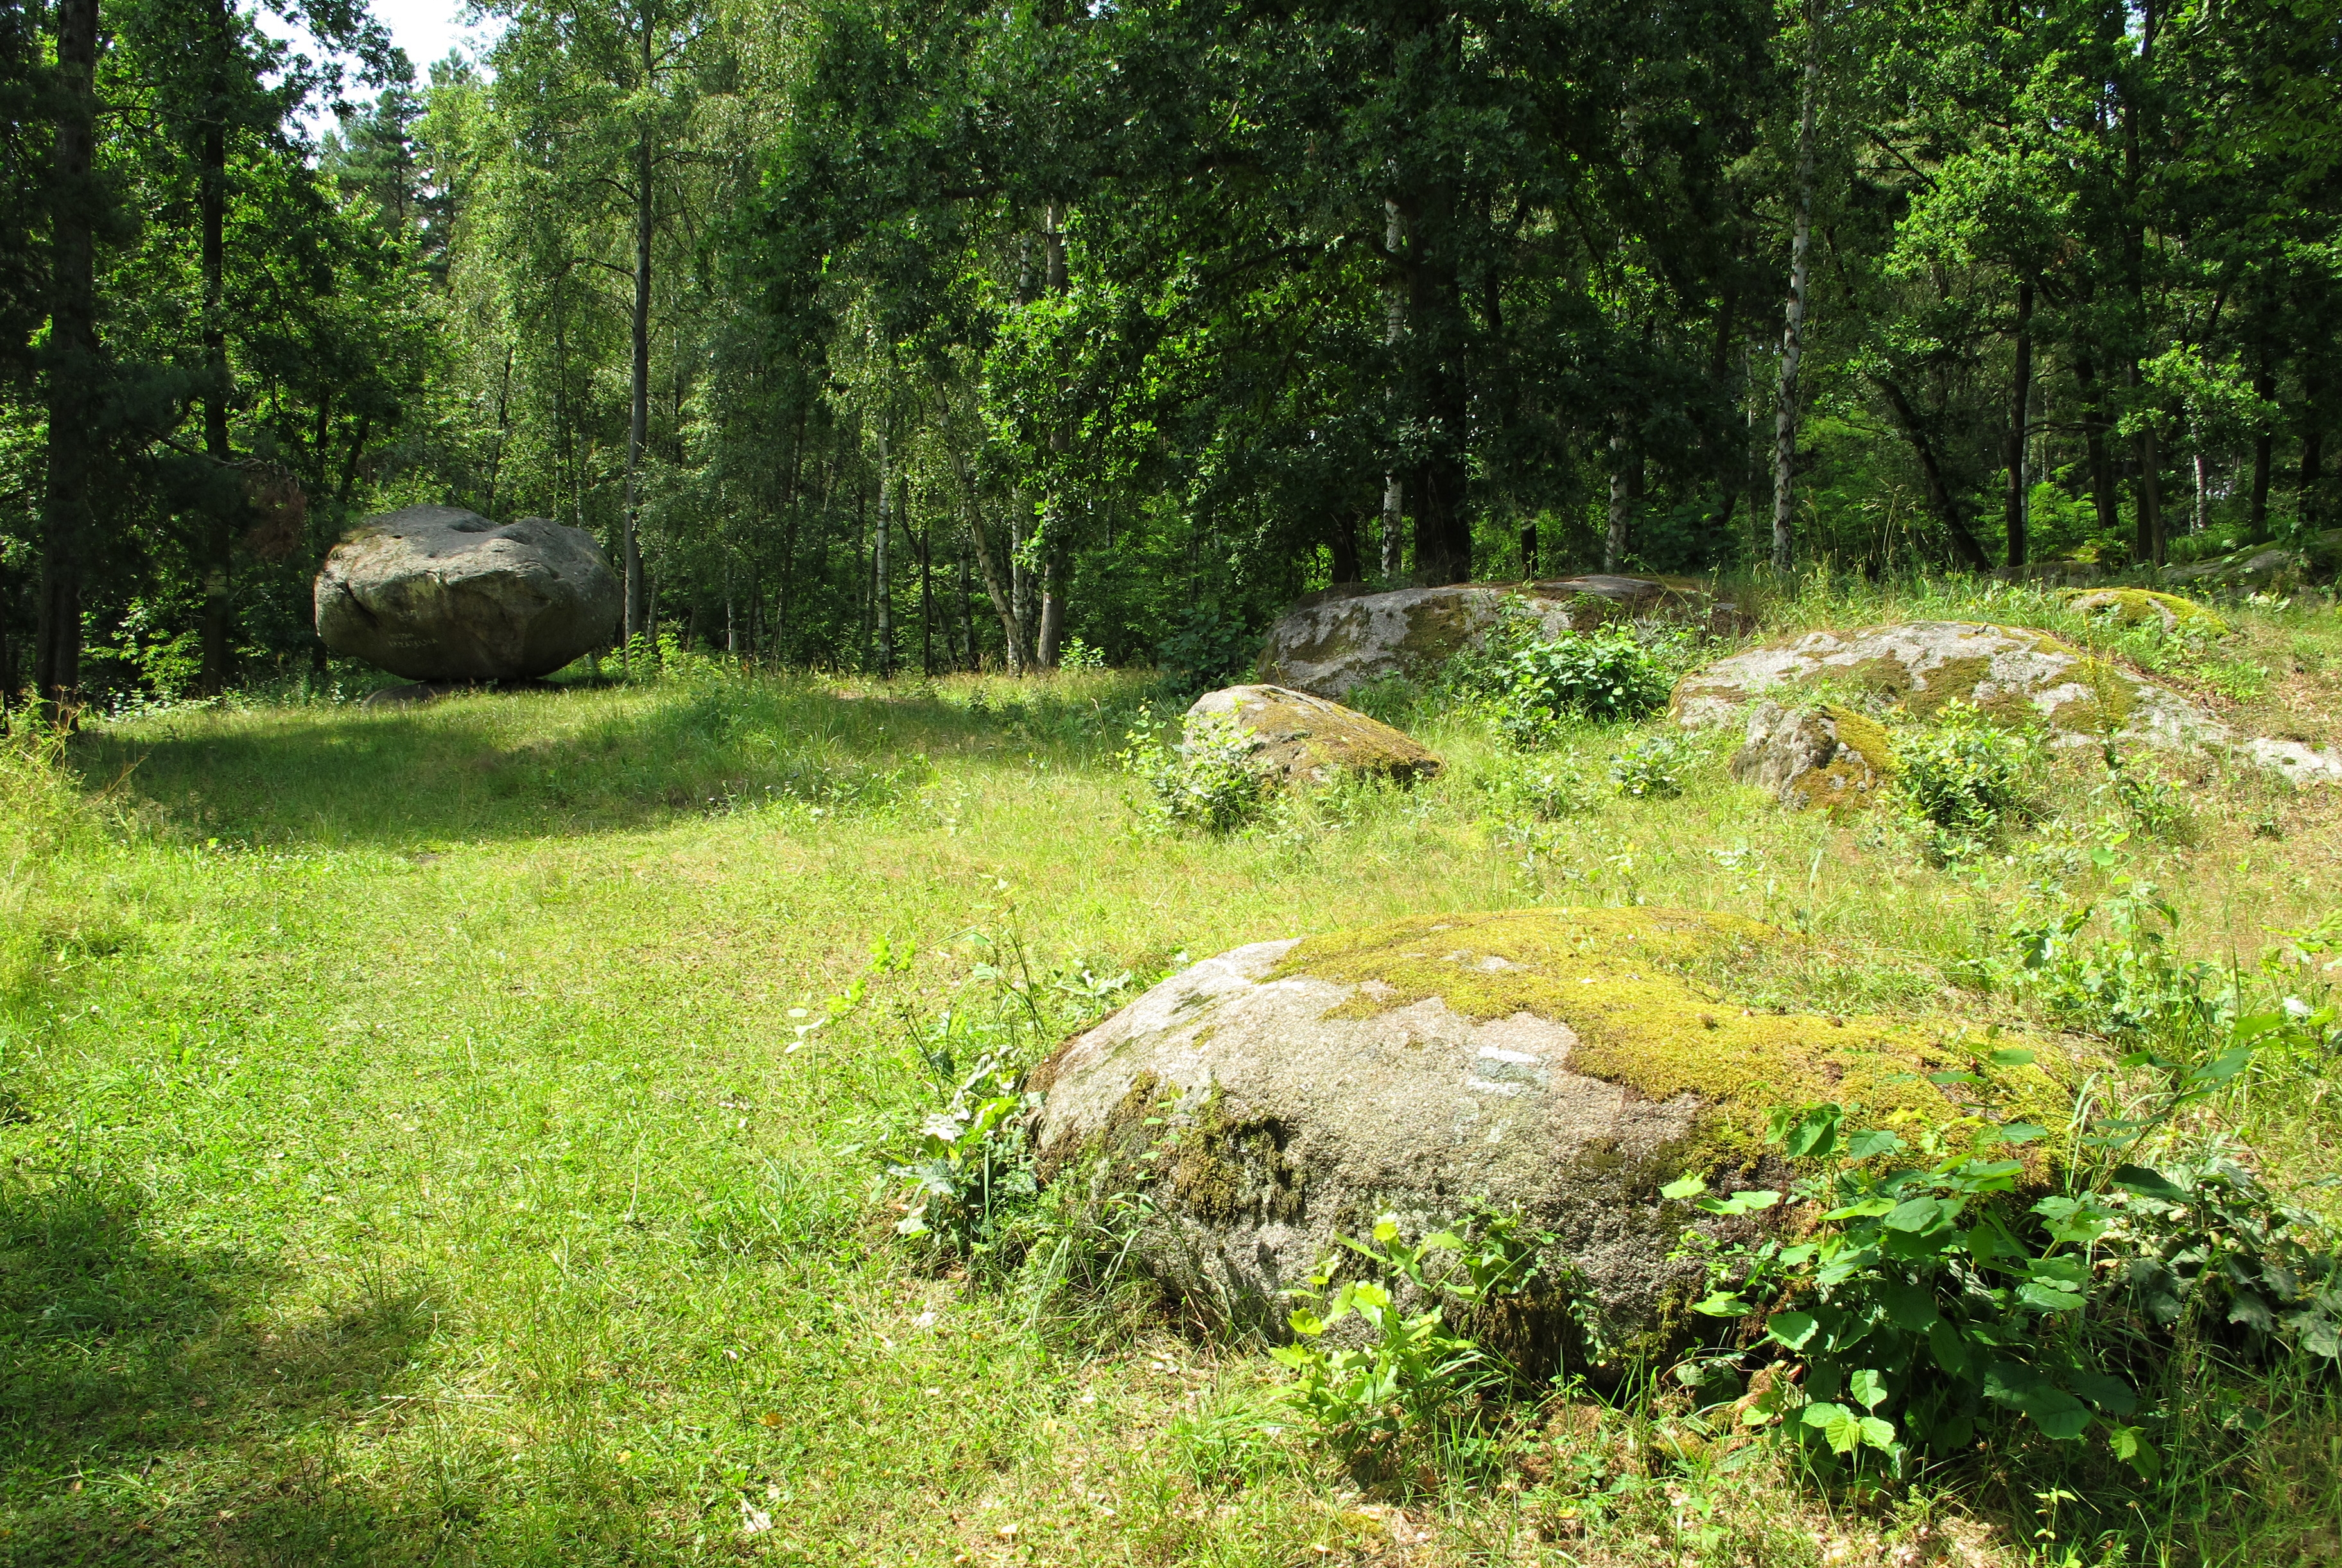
top-left (2057, 587), bottom-right (2228, 638)
top-left (1028, 908), bottom-right (2070, 1340)
top-left (1731, 701), bottom-right (1898, 811)
top-left (1185, 685), bottom-right (1442, 786)
top-left (1673, 621), bottom-right (2221, 752)
top-left (1257, 576), bottom-right (1725, 699)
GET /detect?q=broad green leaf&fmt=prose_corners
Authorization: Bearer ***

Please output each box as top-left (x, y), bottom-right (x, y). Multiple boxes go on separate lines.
top-left (2025, 1389), bottom-right (2092, 1440)
top-left (1878, 1280), bottom-right (1941, 1331)
top-left (1691, 1291), bottom-right (1746, 1317)
top-left (2111, 1164), bottom-right (2189, 1202)
top-left (1849, 1368), bottom-right (1889, 1411)
top-left (1925, 1318), bottom-right (1972, 1377)
top-left (1844, 1128), bottom-right (1904, 1160)
top-left (1857, 1415), bottom-right (1897, 1452)
top-left (2018, 1281), bottom-right (2086, 1313)
top-left (2110, 1425), bottom-right (2161, 1480)
top-left (1767, 1311), bottom-right (1819, 1350)
top-left (1802, 1401), bottom-right (1862, 1454)
top-left (2066, 1371), bottom-right (2137, 1416)
top-left (1985, 1047), bottom-right (2036, 1067)
top-left (1885, 1197), bottom-right (1943, 1232)
top-left (1660, 1173), bottom-right (1708, 1201)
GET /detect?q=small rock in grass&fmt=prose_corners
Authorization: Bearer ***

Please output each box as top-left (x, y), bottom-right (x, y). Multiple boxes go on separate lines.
top-left (1184, 685), bottom-right (1441, 786)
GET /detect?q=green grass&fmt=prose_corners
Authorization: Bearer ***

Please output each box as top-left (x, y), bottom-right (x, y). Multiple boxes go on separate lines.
top-left (3, 582), bottom-right (2341, 1566)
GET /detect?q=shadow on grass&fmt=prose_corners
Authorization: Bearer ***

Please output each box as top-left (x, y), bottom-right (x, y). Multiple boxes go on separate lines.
top-left (0, 1174), bottom-right (439, 1565)
top-left (68, 673), bottom-right (1150, 851)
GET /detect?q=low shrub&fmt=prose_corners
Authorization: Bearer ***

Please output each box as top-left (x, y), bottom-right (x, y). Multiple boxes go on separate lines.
top-left (1118, 710), bottom-right (1274, 835)
top-left (1896, 701), bottom-right (2034, 850)
top-left (1608, 734), bottom-right (1688, 798)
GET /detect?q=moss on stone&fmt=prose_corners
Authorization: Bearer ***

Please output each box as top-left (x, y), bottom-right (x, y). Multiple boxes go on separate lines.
top-left (1270, 908), bottom-right (2070, 1161)
top-left (2058, 587), bottom-right (2229, 638)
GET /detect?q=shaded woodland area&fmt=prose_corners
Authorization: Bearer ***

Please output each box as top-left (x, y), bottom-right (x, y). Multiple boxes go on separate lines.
top-left (1, 0), bottom-right (2338, 702)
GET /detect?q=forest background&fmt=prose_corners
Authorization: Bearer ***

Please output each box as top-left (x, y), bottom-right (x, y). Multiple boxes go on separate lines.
top-left (0, 0), bottom-right (2338, 704)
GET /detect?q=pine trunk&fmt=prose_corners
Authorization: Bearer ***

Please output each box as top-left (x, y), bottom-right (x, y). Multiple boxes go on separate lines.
top-left (35, 0), bottom-right (99, 716)
top-left (1771, 4), bottom-right (1819, 573)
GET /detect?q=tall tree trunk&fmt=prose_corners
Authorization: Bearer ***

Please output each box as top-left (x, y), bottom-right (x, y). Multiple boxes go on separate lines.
top-left (1605, 429), bottom-right (1630, 572)
top-left (1036, 203), bottom-right (1069, 668)
top-left (2131, 364), bottom-right (2164, 564)
top-left (1771, 0), bottom-right (1819, 573)
top-left (196, 0), bottom-right (235, 695)
top-left (2250, 357), bottom-right (2275, 541)
top-left (1869, 372), bottom-right (1991, 569)
top-left (2004, 277), bottom-right (2034, 569)
top-left (1380, 197), bottom-right (1405, 581)
top-left (953, 451), bottom-right (1029, 671)
top-left (918, 520), bottom-right (933, 676)
top-left (2302, 392), bottom-right (2325, 530)
top-left (873, 427), bottom-right (892, 675)
top-left (35, 0), bottom-right (99, 718)
top-left (1405, 190), bottom-right (1471, 584)
top-left (2074, 352), bottom-right (2123, 543)
top-left (623, 78), bottom-right (652, 655)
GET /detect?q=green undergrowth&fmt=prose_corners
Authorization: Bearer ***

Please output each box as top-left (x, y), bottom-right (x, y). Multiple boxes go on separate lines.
top-left (0, 584), bottom-right (2336, 1566)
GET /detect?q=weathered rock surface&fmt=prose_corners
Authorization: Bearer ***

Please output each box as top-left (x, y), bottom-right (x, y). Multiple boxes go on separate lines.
top-left (1730, 702), bottom-right (1896, 811)
top-left (1258, 576), bottom-right (1724, 700)
top-left (1672, 621), bottom-right (2221, 751)
top-left (1030, 908), bottom-right (2067, 1340)
top-left (1185, 685), bottom-right (1442, 786)
top-left (2158, 529), bottom-right (2342, 592)
top-left (316, 506), bottom-right (621, 681)
top-left (2057, 587), bottom-right (2228, 638)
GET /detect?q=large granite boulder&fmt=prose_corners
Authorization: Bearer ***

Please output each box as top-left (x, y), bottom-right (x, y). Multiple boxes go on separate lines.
top-left (2158, 529), bottom-right (2342, 593)
top-left (1258, 576), bottom-right (1726, 700)
top-left (1029, 908), bottom-right (2069, 1343)
top-left (1672, 621), bottom-right (2222, 752)
top-left (2056, 587), bottom-right (2228, 638)
top-left (1730, 702), bottom-right (1896, 812)
top-left (316, 506), bottom-right (620, 682)
top-left (1186, 685), bottom-right (1442, 786)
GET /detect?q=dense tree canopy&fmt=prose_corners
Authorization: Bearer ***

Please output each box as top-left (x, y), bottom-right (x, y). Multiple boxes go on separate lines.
top-left (2, 0), bottom-right (2337, 702)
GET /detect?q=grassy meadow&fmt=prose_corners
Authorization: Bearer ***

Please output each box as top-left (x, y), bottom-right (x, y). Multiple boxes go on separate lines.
top-left (4, 575), bottom-right (2342, 1567)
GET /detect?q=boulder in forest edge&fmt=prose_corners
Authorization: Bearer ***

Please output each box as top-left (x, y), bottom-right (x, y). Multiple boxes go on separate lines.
top-left (2056, 587), bottom-right (2228, 638)
top-left (1029, 908), bottom-right (2071, 1345)
top-left (1257, 576), bottom-right (1730, 700)
top-left (2156, 529), bottom-right (2342, 593)
top-left (316, 505), bottom-right (621, 682)
top-left (1185, 684), bottom-right (1442, 786)
top-left (1730, 701), bottom-right (1896, 811)
top-left (1672, 621), bottom-right (2222, 751)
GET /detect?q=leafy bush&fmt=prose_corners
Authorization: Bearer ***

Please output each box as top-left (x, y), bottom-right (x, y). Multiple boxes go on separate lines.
top-left (1608, 734), bottom-right (1688, 798)
top-left (1474, 751), bottom-right (1593, 821)
top-left (1118, 710), bottom-right (1274, 835)
top-left (1158, 603), bottom-right (1259, 695)
top-left (1896, 701), bottom-right (2033, 848)
top-left (1272, 1207), bottom-right (1549, 1485)
top-left (1671, 1014), bottom-right (2340, 1485)
top-left (1507, 628), bottom-right (1674, 722)
top-left (1056, 635), bottom-right (1107, 671)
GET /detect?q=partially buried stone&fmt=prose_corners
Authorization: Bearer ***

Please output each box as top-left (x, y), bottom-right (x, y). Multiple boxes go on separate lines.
top-left (1184, 684), bottom-right (1441, 786)
top-left (1027, 908), bottom-right (2074, 1350)
top-left (315, 505), bottom-right (621, 682)
top-left (1731, 701), bottom-right (1895, 811)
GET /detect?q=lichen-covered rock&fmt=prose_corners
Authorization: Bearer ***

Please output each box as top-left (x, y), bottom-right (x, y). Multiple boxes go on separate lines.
top-left (1029, 908), bottom-right (2068, 1339)
top-left (1258, 576), bottom-right (1722, 700)
top-left (2246, 737), bottom-right (2342, 784)
top-left (2058, 587), bottom-right (2228, 638)
top-left (1672, 621), bottom-right (2221, 752)
top-left (1186, 685), bottom-right (1442, 786)
top-left (2158, 529), bottom-right (2342, 592)
top-left (1731, 702), bottom-right (1896, 811)
top-left (316, 506), bottom-right (621, 681)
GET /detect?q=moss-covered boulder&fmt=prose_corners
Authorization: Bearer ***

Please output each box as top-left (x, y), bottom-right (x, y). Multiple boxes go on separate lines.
top-left (1029, 908), bottom-right (2069, 1339)
top-left (2158, 529), bottom-right (2342, 592)
top-left (1258, 576), bottom-right (1724, 700)
top-left (1672, 621), bottom-right (2223, 752)
top-left (1731, 702), bottom-right (1896, 811)
top-left (1186, 685), bottom-right (1442, 786)
top-left (2057, 587), bottom-right (2228, 638)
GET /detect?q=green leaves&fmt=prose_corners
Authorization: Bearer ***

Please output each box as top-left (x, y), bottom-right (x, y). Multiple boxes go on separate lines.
top-left (1802, 1400), bottom-right (1896, 1456)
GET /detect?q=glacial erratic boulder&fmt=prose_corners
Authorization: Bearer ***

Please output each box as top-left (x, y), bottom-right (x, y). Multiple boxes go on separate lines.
top-left (1185, 684), bottom-right (1442, 786)
top-left (316, 505), bottom-right (620, 682)
top-left (1258, 576), bottom-right (1728, 700)
top-left (2056, 587), bottom-right (2228, 639)
top-left (1731, 701), bottom-right (1896, 811)
top-left (2157, 529), bottom-right (2342, 593)
top-left (1672, 621), bottom-right (2222, 752)
top-left (1029, 908), bottom-right (2069, 1341)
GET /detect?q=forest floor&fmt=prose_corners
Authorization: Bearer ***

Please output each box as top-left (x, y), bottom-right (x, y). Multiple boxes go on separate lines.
top-left (4, 576), bottom-right (2342, 1567)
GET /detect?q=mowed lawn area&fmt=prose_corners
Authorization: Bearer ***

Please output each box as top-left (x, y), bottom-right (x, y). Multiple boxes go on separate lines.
top-left (5, 586), bottom-right (2342, 1566)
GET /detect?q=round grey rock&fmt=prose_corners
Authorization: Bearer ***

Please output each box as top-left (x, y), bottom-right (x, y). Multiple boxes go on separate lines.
top-left (315, 506), bottom-right (620, 681)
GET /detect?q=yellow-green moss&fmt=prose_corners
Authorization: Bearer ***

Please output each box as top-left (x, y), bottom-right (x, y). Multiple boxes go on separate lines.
top-left (2059, 587), bottom-right (2228, 638)
top-left (1269, 908), bottom-right (2070, 1161)
top-left (1790, 704), bottom-right (1898, 813)
top-left (1823, 629), bottom-right (2134, 736)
